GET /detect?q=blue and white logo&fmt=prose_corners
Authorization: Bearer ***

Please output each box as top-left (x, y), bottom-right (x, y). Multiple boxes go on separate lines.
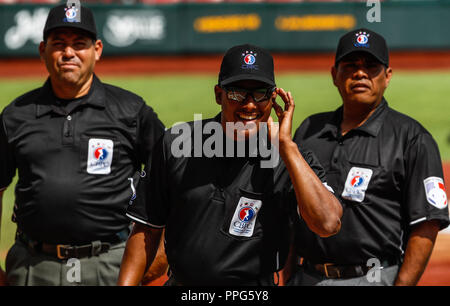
top-left (229, 197), bottom-right (262, 237)
top-left (244, 54), bottom-right (256, 65)
top-left (354, 31), bottom-right (370, 48)
top-left (342, 167), bottom-right (373, 203)
top-left (241, 51), bottom-right (258, 70)
top-left (87, 139), bottom-right (114, 175)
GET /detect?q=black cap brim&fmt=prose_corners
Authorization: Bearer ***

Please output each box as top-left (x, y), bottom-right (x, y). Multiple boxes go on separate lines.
top-left (44, 24), bottom-right (97, 41)
top-left (220, 74), bottom-right (276, 87)
top-left (335, 49), bottom-right (388, 67)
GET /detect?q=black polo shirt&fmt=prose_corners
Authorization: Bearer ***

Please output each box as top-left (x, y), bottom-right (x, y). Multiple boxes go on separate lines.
top-left (126, 114), bottom-right (328, 285)
top-left (0, 75), bottom-right (165, 244)
top-left (293, 98), bottom-right (449, 264)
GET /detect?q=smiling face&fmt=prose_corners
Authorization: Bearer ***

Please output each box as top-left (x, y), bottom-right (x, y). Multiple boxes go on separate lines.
top-left (332, 52), bottom-right (392, 108)
top-left (215, 80), bottom-right (275, 140)
top-left (39, 27), bottom-right (102, 89)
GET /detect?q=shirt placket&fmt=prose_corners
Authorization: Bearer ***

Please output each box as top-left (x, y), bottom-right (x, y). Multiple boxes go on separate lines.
top-left (51, 103), bottom-right (76, 146)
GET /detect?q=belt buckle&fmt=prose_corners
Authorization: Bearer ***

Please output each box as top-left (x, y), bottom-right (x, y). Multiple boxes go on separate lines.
top-left (323, 263), bottom-right (340, 278)
top-left (56, 245), bottom-right (71, 259)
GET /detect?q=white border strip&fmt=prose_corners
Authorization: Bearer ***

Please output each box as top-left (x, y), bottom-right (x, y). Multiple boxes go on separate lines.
top-left (410, 217), bottom-right (427, 226)
top-left (126, 213), bottom-right (165, 229)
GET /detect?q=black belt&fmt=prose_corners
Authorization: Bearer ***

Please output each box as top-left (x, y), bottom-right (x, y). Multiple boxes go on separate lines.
top-left (17, 228), bottom-right (129, 260)
top-left (299, 257), bottom-right (400, 279)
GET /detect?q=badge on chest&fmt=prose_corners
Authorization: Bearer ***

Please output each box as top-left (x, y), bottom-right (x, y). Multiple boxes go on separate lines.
top-left (87, 138), bottom-right (114, 175)
top-left (341, 167), bottom-right (373, 202)
top-left (229, 196), bottom-right (262, 237)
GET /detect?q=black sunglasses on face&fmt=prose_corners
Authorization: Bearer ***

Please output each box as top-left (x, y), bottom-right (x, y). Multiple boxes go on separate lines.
top-left (221, 86), bottom-right (276, 103)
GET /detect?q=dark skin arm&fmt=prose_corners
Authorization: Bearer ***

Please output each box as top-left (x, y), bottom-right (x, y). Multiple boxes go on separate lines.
top-left (395, 220), bottom-right (440, 286)
top-left (269, 88), bottom-right (342, 237)
top-left (141, 229), bottom-right (168, 285)
top-left (117, 223), bottom-right (165, 286)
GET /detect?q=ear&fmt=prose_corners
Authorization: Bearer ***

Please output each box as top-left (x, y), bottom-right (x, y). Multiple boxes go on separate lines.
top-left (214, 85), bottom-right (223, 106)
top-left (384, 66), bottom-right (393, 87)
top-left (94, 39), bottom-right (103, 61)
top-left (331, 66), bottom-right (338, 87)
top-left (38, 41), bottom-right (46, 62)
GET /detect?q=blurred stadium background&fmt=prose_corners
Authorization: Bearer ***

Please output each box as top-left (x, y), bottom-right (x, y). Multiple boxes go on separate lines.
top-left (0, 0), bottom-right (449, 286)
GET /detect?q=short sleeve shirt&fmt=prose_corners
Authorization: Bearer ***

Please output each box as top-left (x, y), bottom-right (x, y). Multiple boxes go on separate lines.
top-left (0, 75), bottom-right (165, 244)
top-left (293, 98), bottom-right (449, 264)
top-left (127, 114), bottom-right (328, 285)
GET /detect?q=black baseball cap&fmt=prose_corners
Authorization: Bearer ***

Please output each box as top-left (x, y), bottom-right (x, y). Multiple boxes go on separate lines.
top-left (335, 28), bottom-right (389, 67)
top-left (43, 3), bottom-right (97, 41)
top-left (218, 44), bottom-right (276, 87)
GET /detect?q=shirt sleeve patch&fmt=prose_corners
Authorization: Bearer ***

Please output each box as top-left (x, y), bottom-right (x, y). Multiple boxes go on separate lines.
top-left (424, 177), bottom-right (448, 209)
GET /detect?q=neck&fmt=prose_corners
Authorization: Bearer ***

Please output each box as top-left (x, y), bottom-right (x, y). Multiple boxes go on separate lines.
top-left (51, 74), bottom-right (94, 99)
top-left (340, 98), bottom-right (382, 136)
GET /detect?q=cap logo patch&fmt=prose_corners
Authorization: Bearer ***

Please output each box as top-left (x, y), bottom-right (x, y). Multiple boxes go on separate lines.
top-left (241, 50), bottom-right (258, 70)
top-left (354, 31), bottom-right (370, 48)
top-left (424, 177), bottom-right (448, 209)
top-left (63, 0), bottom-right (81, 23)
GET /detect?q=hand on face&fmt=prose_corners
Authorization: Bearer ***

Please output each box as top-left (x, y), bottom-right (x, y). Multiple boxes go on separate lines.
top-left (268, 88), bottom-right (294, 146)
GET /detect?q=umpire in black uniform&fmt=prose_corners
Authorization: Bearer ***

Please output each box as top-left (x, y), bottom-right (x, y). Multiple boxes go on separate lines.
top-left (0, 3), bottom-right (165, 285)
top-left (118, 44), bottom-right (343, 286)
top-left (290, 28), bottom-right (449, 286)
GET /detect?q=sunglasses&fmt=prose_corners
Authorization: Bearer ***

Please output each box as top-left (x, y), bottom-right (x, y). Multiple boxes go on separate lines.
top-left (221, 86), bottom-right (276, 103)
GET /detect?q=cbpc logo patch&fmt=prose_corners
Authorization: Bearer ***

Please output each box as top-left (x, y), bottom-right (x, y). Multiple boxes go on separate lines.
top-left (229, 196), bottom-right (262, 237)
top-left (87, 139), bottom-right (113, 175)
top-left (241, 50), bottom-right (258, 70)
top-left (354, 31), bottom-right (370, 48)
top-left (342, 167), bottom-right (373, 203)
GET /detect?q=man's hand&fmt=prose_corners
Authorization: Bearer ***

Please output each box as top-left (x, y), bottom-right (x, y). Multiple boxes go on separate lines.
top-left (395, 220), bottom-right (440, 286)
top-left (118, 223), bottom-right (163, 286)
top-left (268, 88), bottom-right (295, 147)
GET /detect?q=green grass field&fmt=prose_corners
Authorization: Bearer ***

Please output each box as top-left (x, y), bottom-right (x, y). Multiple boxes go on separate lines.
top-left (1, 71), bottom-right (449, 267)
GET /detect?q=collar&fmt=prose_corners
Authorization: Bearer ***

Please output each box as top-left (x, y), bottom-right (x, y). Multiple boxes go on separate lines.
top-left (35, 74), bottom-right (105, 118)
top-left (318, 98), bottom-right (389, 139)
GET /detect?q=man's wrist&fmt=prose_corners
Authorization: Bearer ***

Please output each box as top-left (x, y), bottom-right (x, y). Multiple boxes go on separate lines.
top-left (278, 139), bottom-right (297, 157)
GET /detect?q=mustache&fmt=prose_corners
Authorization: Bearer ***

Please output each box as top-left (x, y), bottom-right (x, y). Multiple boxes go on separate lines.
top-left (58, 58), bottom-right (81, 66)
top-left (350, 81), bottom-right (371, 89)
